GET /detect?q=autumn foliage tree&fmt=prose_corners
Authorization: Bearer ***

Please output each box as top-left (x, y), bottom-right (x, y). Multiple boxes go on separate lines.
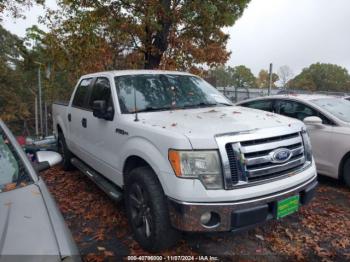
top-left (45, 0), bottom-right (251, 73)
top-left (256, 69), bottom-right (279, 89)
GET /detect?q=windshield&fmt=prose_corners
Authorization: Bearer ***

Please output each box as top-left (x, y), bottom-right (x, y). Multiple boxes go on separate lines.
top-left (312, 98), bottom-right (350, 123)
top-left (0, 127), bottom-right (32, 192)
top-left (115, 74), bottom-right (232, 113)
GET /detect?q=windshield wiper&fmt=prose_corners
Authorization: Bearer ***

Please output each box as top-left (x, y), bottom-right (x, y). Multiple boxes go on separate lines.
top-left (216, 102), bottom-right (233, 106)
top-left (136, 106), bottom-right (173, 113)
top-left (181, 102), bottom-right (231, 109)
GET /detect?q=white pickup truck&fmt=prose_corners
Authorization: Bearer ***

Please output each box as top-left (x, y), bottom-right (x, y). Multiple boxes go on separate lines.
top-left (53, 70), bottom-right (318, 252)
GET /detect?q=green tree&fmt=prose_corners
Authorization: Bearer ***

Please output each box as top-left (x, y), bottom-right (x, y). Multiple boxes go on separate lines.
top-left (45, 0), bottom-right (251, 70)
top-left (289, 63), bottom-right (350, 92)
top-left (231, 65), bottom-right (256, 88)
top-left (0, 25), bottom-right (31, 122)
top-left (208, 66), bottom-right (234, 87)
top-left (256, 69), bottom-right (279, 89)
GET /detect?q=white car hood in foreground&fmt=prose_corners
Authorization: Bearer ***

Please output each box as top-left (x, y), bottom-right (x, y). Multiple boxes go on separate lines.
top-left (0, 184), bottom-right (61, 259)
top-left (138, 106), bottom-right (304, 148)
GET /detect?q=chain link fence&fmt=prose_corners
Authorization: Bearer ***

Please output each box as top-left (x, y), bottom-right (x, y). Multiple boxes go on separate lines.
top-left (217, 86), bottom-right (350, 103)
top-left (5, 101), bottom-right (54, 137)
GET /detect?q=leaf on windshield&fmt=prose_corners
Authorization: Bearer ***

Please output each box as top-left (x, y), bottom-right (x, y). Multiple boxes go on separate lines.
top-left (232, 111), bottom-right (242, 114)
top-left (171, 123), bottom-right (177, 127)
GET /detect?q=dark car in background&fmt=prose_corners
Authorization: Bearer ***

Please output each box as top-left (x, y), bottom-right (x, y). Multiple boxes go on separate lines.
top-left (0, 120), bottom-right (80, 261)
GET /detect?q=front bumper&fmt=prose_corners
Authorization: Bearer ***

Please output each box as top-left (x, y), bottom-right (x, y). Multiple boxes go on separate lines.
top-left (168, 175), bottom-right (317, 232)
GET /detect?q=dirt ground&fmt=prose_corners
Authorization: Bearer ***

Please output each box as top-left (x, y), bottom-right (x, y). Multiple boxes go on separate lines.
top-left (41, 167), bottom-right (350, 262)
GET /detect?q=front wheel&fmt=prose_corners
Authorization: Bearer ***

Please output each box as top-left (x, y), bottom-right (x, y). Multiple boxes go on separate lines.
top-left (343, 157), bottom-right (350, 187)
top-left (124, 166), bottom-right (179, 252)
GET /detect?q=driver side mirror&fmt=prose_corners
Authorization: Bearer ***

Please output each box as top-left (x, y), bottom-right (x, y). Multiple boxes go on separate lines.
top-left (93, 100), bottom-right (114, 120)
top-left (303, 116), bottom-right (324, 128)
top-left (34, 151), bottom-right (62, 172)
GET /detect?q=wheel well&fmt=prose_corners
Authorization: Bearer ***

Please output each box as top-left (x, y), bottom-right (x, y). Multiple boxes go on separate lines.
top-left (123, 156), bottom-right (152, 180)
top-left (339, 152), bottom-right (350, 180)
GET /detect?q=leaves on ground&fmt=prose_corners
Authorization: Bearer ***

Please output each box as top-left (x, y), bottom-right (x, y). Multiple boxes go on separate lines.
top-left (42, 168), bottom-right (350, 261)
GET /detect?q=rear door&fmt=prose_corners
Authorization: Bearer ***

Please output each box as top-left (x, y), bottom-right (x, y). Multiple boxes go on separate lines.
top-left (275, 99), bottom-right (335, 175)
top-left (68, 78), bottom-right (94, 161)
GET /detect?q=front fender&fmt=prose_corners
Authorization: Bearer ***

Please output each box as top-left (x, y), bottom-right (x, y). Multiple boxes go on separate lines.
top-left (119, 136), bottom-right (175, 195)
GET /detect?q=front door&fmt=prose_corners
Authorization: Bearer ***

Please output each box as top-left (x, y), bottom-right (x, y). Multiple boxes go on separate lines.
top-left (275, 99), bottom-right (334, 175)
top-left (83, 76), bottom-right (124, 186)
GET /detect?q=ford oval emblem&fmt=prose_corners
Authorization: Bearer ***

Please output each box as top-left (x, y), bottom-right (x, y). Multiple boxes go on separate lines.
top-left (270, 148), bottom-right (292, 163)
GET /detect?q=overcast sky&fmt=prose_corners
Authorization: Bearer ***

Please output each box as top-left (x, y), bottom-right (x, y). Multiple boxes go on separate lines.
top-left (2, 0), bottom-right (350, 76)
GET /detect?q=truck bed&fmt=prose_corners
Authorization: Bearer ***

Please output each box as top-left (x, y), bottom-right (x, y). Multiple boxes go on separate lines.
top-left (53, 101), bottom-right (69, 106)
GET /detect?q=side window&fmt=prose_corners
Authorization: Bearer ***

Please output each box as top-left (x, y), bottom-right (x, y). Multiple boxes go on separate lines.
top-left (243, 100), bottom-right (274, 112)
top-left (72, 78), bottom-right (92, 108)
top-left (88, 77), bottom-right (113, 109)
top-left (276, 100), bottom-right (321, 122)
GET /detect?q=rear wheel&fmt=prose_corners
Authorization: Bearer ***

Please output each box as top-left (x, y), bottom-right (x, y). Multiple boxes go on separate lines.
top-left (57, 132), bottom-right (74, 171)
top-left (124, 166), bottom-right (179, 252)
top-left (343, 157), bottom-right (350, 187)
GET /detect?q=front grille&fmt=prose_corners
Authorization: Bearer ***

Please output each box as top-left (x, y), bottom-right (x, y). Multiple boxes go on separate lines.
top-left (226, 144), bottom-right (239, 184)
top-left (226, 132), bottom-right (306, 186)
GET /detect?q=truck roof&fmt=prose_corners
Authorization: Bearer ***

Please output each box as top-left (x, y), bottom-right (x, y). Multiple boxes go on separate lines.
top-left (81, 70), bottom-right (195, 78)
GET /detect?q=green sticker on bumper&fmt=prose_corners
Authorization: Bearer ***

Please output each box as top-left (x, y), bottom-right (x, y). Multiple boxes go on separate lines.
top-left (277, 195), bottom-right (300, 219)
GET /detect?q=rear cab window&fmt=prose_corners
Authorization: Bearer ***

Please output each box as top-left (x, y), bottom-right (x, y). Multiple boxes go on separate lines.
top-left (72, 78), bottom-right (93, 109)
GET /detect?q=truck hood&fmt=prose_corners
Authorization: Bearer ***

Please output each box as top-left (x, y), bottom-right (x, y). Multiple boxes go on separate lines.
top-left (138, 106), bottom-right (303, 148)
top-left (0, 184), bottom-right (61, 259)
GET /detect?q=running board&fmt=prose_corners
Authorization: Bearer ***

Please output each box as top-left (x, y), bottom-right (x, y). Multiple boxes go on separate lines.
top-left (71, 157), bottom-right (123, 202)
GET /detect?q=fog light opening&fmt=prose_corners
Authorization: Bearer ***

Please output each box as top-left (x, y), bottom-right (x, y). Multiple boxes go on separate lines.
top-left (200, 211), bottom-right (220, 228)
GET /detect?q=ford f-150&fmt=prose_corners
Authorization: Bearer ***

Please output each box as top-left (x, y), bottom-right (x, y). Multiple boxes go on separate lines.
top-left (53, 70), bottom-right (317, 252)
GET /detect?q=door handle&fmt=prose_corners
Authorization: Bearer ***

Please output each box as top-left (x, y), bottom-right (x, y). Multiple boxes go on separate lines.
top-left (68, 113), bottom-right (71, 122)
top-left (81, 118), bottom-right (87, 128)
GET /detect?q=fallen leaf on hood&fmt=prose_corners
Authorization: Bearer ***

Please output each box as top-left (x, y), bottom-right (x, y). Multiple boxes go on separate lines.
top-left (4, 183), bottom-right (16, 191)
top-left (205, 109), bottom-right (218, 113)
top-left (171, 123), bottom-right (177, 127)
top-left (232, 111), bottom-right (242, 114)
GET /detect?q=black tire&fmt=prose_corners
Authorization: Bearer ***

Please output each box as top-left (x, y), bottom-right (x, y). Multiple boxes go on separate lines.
top-left (57, 132), bottom-right (74, 171)
top-left (124, 166), bottom-right (179, 252)
top-left (343, 157), bottom-right (350, 187)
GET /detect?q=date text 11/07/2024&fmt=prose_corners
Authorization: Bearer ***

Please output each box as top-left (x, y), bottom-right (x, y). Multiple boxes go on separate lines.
top-left (126, 255), bottom-right (220, 261)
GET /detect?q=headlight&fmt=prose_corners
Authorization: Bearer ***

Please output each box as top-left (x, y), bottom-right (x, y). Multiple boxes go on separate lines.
top-left (168, 150), bottom-right (223, 189)
top-left (301, 129), bottom-right (312, 162)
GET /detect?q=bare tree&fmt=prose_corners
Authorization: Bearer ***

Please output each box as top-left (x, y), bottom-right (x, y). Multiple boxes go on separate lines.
top-left (278, 65), bottom-right (294, 88)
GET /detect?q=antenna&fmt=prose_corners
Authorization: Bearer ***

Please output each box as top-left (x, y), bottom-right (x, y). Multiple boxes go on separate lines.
top-left (133, 86), bottom-right (139, 122)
